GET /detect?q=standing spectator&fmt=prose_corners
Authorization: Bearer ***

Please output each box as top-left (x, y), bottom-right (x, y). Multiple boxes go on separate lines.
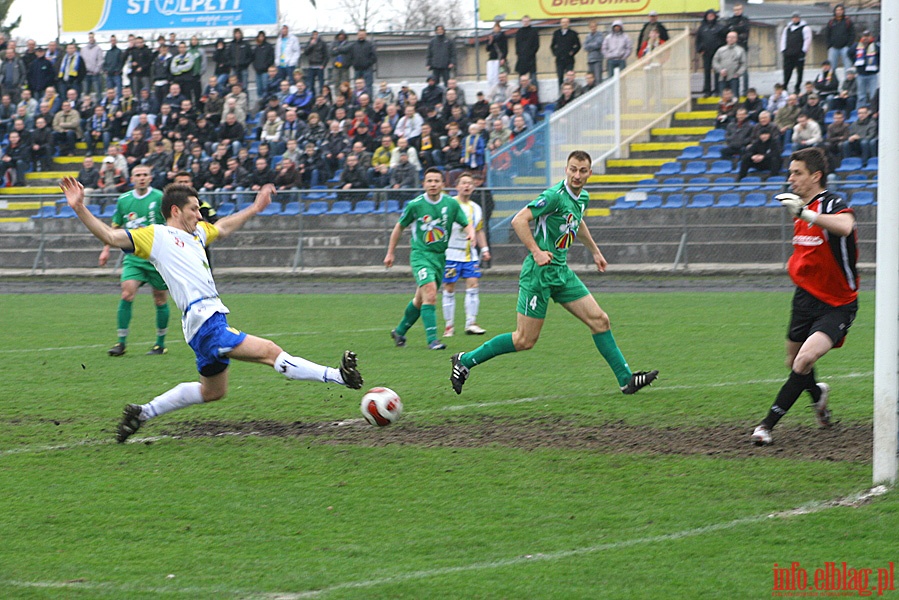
top-left (840, 105), bottom-right (877, 164)
top-left (21, 39), bottom-right (37, 71)
top-left (583, 20), bottom-right (604, 84)
top-left (824, 4), bottom-right (855, 73)
top-left (212, 38), bottom-right (230, 89)
top-left (637, 27), bottom-right (665, 59)
top-left (602, 20), bottom-right (632, 78)
top-left (27, 47), bottom-right (55, 99)
top-left (331, 30), bottom-right (351, 88)
top-left (57, 43), bottom-right (85, 96)
top-left (302, 31), bottom-right (328, 96)
top-left (275, 25), bottom-right (300, 83)
top-left (252, 31), bottom-right (274, 103)
top-left (227, 28), bottom-right (253, 92)
top-left (726, 4), bottom-right (750, 94)
top-left (104, 35), bottom-right (124, 96)
top-left (550, 18), bottom-right (581, 86)
top-left (485, 22), bottom-right (507, 88)
top-left (781, 12), bottom-right (812, 94)
top-left (637, 11), bottom-right (670, 52)
top-left (81, 32), bottom-right (105, 99)
top-left (186, 36), bottom-right (205, 105)
top-left (170, 42), bottom-right (196, 103)
top-left (853, 30), bottom-right (878, 109)
top-left (696, 9), bottom-right (725, 97)
top-left (45, 40), bottom-right (60, 65)
top-left (150, 43), bottom-right (172, 104)
top-left (712, 32), bottom-right (747, 96)
top-left (52, 101), bottom-right (81, 155)
top-left (514, 15), bottom-right (540, 82)
top-left (348, 29), bottom-right (377, 93)
top-left (427, 25), bottom-right (456, 87)
top-left (0, 48), bottom-right (26, 103)
top-left (813, 61), bottom-right (839, 107)
top-left (125, 36), bottom-right (152, 94)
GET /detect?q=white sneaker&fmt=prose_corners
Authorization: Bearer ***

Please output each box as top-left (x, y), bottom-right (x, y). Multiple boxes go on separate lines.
top-left (813, 382), bottom-right (832, 428)
top-left (751, 425), bottom-right (772, 446)
top-left (464, 324), bottom-right (486, 335)
top-left (443, 325), bottom-right (454, 338)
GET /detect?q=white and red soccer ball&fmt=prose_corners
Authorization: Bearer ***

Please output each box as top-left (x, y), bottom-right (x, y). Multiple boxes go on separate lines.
top-left (360, 387), bottom-right (403, 426)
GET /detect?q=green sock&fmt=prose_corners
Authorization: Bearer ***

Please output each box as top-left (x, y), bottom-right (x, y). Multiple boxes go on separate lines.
top-left (395, 300), bottom-right (420, 336)
top-left (116, 299), bottom-right (133, 344)
top-left (461, 332), bottom-right (516, 369)
top-left (155, 303), bottom-right (170, 347)
top-left (421, 304), bottom-right (438, 343)
top-left (593, 330), bottom-right (632, 387)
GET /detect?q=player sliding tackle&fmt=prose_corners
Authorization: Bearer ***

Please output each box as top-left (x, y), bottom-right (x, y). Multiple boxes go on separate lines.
top-left (60, 178), bottom-right (363, 443)
top-left (450, 151), bottom-right (658, 396)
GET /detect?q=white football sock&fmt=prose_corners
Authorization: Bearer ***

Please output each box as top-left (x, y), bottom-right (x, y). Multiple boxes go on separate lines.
top-left (140, 382), bottom-right (204, 421)
top-left (274, 351), bottom-right (344, 385)
top-left (442, 290), bottom-right (455, 326)
top-left (465, 287), bottom-right (480, 327)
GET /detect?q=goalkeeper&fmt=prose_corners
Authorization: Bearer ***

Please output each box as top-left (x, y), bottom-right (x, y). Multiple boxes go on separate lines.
top-left (751, 147), bottom-right (859, 446)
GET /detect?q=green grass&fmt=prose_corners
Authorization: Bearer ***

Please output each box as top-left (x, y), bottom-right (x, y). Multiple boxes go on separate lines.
top-left (0, 290), bottom-right (893, 599)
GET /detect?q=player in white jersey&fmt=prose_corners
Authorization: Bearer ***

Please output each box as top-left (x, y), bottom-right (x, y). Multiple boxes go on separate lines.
top-left (442, 172), bottom-right (492, 337)
top-left (59, 177), bottom-right (363, 443)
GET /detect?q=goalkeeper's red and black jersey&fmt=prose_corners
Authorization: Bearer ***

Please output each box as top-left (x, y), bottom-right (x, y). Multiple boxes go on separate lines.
top-left (788, 191), bottom-right (858, 307)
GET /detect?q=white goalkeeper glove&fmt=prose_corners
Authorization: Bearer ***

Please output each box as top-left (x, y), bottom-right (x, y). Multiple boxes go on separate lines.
top-left (776, 193), bottom-right (817, 224)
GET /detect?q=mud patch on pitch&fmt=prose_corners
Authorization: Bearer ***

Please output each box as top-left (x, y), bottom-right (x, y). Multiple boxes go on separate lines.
top-left (161, 416), bottom-right (871, 462)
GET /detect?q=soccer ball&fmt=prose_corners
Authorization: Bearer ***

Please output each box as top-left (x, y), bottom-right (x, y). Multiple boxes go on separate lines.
top-left (360, 387), bottom-right (403, 426)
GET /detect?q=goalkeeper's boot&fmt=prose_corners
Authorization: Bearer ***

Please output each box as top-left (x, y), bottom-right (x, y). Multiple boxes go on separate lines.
top-left (450, 352), bottom-right (469, 395)
top-left (339, 350), bottom-right (363, 390)
top-left (751, 424), bottom-right (772, 446)
top-left (620, 370), bottom-right (659, 395)
top-left (107, 342), bottom-right (126, 357)
top-left (390, 329), bottom-right (406, 348)
top-left (146, 344), bottom-right (167, 355)
top-left (116, 404), bottom-right (143, 443)
top-left (812, 382), bottom-right (832, 429)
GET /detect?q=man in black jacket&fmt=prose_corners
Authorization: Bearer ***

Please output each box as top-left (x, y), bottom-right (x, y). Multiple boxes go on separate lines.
top-left (696, 9), bottom-right (726, 97)
top-left (550, 18), bottom-right (580, 86)
top-left (125, 37), bottom-right (153, 96)
top-left (515, 15), bottom-right (539, 82)
top-left (348, 29), bottom-right (377, 93)
top-left (427, 25), bottom-right (455, 87)
top-left (228, 29), bottom-right (253, 93)
top-left (737, 126), bottom-right (781, 180)
top-left (302, 31), bottom-right (329, 96)
top-left (720, 107), bottom-right (754, 163)
top-left (252, 31), bottom-right (274, 104)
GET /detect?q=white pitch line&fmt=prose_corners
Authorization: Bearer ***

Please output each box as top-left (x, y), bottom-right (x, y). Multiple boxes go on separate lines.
top-left (2, 487), bottom-right (887, 599)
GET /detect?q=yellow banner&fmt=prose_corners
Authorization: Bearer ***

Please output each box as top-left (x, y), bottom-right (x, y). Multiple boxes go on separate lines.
top-left (480, 0), bottom-right (711, 21)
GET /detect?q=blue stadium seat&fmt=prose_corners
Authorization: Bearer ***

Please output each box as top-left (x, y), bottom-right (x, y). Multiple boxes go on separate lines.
top-left (54, 206), bottom-right (77, 218)
top-left (683, 161), bottom-right (707, 175)
top-left (701, 129), bottom-right (725, 143)
top-left (351, 200), bottom-right (376, 214)
top-left (610, 196), bottom-right (633, 210)
top-left (863, 157), bottom-right (878, 171)
top-left (249, 141), bottom-right (260, 154)
top-left (271, 155), bottom-right (283, 167)
top-left (688, 193), bottom-right (714, 208)
top-left (100, 204), bottom-right (117, 218)
top-left (31, 205), bottom-right (56, 218)
top-left (660, 177), bottom-right (684, 187)
top-left (676, 146), bottom-right (703, 160)
top-left (216, 202), bottom-right (235, 216)
top-left (703, 145), bottom-right (724, 159)
top-left (634, 194), bottom-right (662, 209)
top-left (327, 200), bottom-right (352, 215)
top-left (712, 176), bottom-right (736, 191)
top-left (635, 178), bottom-right (657, 192)
top-left (656, 162), bottom-right (681, 176)
top-left (282, 201), bottom-right (302, 215)
top-left (237, 201), bottom-right (253, 212)
top-left (780, 143), bottom-right (794, 157)
top-left (86, 204), bottom-right (102, 217)
top-left (841, 174), bottom-right (868, 190)
top-left (383, 199), bottom-right (402, 213)
top-left (851, 191), bottom-right (875, 206)
top-left (742, 193), bottom-right (767, 207)
top-left (305, 201), bottom-right (328, 215)
top-left (849, 110), bottom-right (858, 123)
top-left (835, 157), bottom-right (863, 172)
top-left (737, 176), bottom-right (761, 186)
top-left (259, 202), bottom-right (283, 216)
top-left (327, 169), bottom-right (343, 183)
top-left (824, 110), bottom-right (836, 124)
top-left (662, 193), bottom-right (685, 208)
top-left (684, 177), bottom-right (710, 192)
top-left (716, 193), bottom-right (741, 207)
top-left (709, 160), bottom-right (734, 175)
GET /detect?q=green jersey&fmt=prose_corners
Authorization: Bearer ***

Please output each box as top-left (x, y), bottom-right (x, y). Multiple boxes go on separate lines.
top-left (112, 187), bottom-right (164, 267)
top-left (399, 193), bottom-right (469, 256)
top-left (525, 180), bottom-right (588, 267)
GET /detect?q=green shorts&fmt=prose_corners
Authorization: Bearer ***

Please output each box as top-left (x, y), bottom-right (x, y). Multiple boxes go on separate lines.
top-left (410, 251), bottom-right (446, 290)
top-left (121, 257), bottom-right (167, 291)
top-left (516, 261), bottom-right (590, 319)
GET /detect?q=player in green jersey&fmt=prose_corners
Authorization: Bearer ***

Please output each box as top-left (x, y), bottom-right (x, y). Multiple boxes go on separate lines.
top-left (98, 165), bottom-right (171, 356)
top-left (384, 167), bottom-right (476, 349)
top-left (450, 151), bottom-right (659, 395)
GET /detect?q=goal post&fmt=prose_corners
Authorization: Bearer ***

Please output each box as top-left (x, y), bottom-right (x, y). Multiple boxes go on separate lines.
top-left (873, 3), bottom-right (898, 485)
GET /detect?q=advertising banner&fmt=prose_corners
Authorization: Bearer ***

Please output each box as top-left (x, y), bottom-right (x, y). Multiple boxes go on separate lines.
top-left (62, 0), bottom-right (279, 34)
top-left (480, 0), bottom-right (711, 21)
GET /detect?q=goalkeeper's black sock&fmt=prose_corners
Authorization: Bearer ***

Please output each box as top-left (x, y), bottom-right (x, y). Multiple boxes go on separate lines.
top-left (762, 370), bottom-right (815, 430)
top-left (805, 367), bottom-right (821, 403)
